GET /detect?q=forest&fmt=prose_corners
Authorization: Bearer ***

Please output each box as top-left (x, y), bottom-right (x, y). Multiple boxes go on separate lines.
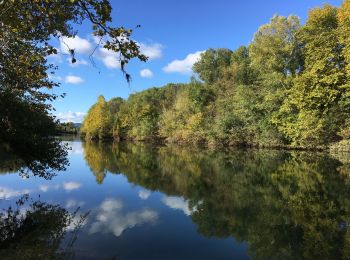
top-left (81, 1), bottom-right (350, 150)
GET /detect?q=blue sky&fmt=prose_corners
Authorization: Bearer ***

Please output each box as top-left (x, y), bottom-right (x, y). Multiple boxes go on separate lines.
top-left (51, 0), bottom-right (343, 123)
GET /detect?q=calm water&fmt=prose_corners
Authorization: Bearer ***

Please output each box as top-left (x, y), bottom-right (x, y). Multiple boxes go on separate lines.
top-left (1, 139), bottom-right (350, 259)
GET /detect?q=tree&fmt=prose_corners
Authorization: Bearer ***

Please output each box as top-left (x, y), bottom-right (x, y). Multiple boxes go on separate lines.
top-left (0, 92), bottom-right (68, 179)
top-left (249, 15), bottom-right (302, 76)
top-left (275, 5), bottom-right (350, 147)
top-left (81, 95), bottom-right (113, 139)
top-left (159, 80), bottom-right (212, 144)
top-left (339, 0), bottom-right (350, 75)
top-left (0, 0), bottom-right (147, 173)
top-left (118, 87), bottom-right (171, 140)
top-left (193, 48), bottom-right (232, 84)
top-left (229, 15), bottom-right (303, 147)
top-left (80, 1), bottom-right (350, 149)
top-left (229, 46), bottom-right (257, 85)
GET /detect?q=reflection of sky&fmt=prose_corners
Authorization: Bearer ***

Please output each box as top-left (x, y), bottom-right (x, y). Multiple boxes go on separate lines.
top-left (0, 186), bottom-right (30, 199)
top-left (39, 182), bottom-right (82, 192)
top-left (89, 198), bottom-right (158, 237)
top-left (162, 196), bottom-right (192, 216)
top-left (0, 181), bottom-right (82, 200)
top-left (138, 190), bottom-right (151, 200)
top-left (66, 213), bottom-right (88, 231)
top-left (66, 199), bottom-right (85, 208)
top-left (0, 141), bottom-right (248, 259)
top-left (66, 141), bottom-right (84, 155)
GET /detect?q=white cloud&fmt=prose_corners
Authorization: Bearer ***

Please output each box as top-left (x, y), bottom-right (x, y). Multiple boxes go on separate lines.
top-left (56, 111), bottom-right (86, 123)
top-left (138, 190), bottom-right (151, 200)
top-left (140, 69), bottom-right (153, 78)
top-left (60, 35), bottom-right (93, 55)
top-left (89, 198), bottom-right (158, 237)
top-left (163, 51), bottom-right (204, 74)
top-left (64, 75), bottom-right (84, 84)
top-left (95, 48), bottom-right (121, 69)
top-left (90, 37), bottom-right (163, 68)
top-left (162, 196), bottom-right (192, 216)
top-left (87, 37), bottom-right (120, 69)
top-left (63, 182), bottom-right (82, 192)
top-left (0, 187), bottom-right (30, 199)
top-left (139, 43), bottom-right (163, 60)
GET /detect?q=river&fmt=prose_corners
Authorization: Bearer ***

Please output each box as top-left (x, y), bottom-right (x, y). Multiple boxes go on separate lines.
top-left (1, 138), bottom-right (349, 259)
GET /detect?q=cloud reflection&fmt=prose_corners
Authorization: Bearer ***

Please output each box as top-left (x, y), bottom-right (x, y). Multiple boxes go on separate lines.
top-left (66, 214), bottom-right (88, 231)
top-left (63, 182), bottom-right (82, 191)
top-left (38, 182), bottom-right (82, 193)
top-left (89, 198), bottom-right (158, 237)
top-left (0, 186), bottom-right (30, 199)
top-left (138, 190), bottom-right (151, 200)
top-left (162, 196), bottom-right (192, 216)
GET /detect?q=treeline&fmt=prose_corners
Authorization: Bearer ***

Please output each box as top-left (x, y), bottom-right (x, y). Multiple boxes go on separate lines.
top-left (56, 122), bottom-right (80, 135)
top-left (82, 1), bottom-right (350, 149)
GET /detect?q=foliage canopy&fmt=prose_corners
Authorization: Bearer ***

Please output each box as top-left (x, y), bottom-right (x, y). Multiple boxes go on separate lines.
top-left (83, 1), bottom-right (350, 150)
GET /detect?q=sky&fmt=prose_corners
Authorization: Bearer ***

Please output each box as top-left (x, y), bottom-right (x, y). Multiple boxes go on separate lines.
top-left (51, 0), bottom-right (343, 123)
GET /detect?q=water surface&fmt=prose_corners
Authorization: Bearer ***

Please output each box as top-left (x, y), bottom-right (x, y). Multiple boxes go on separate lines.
top-left (1, 139), bottom-right (350, 259)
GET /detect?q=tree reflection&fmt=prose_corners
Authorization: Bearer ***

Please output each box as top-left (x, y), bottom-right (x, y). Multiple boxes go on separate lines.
top-left (83, 141), bottom-right (121, 184)
top-left (0, 138), bottom-right (68, 180)
top-left (83, 141), bottom-right (350, 259)
top-left (0, 195), bottom-right (88, 259)
top-left (0, 92), bottom-right (69, 179)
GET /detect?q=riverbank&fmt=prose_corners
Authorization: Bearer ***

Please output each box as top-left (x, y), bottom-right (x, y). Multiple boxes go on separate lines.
top-left (79, 133), bottom-right (350, 154)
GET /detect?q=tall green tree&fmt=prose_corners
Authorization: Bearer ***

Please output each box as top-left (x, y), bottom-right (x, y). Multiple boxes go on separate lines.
top-left (230, 15), bottom-right (302, 146)
top-left (339, 0), bottom-right (350, 75)
top-left (276, 5), bottom-right (350, 147)
top-left (249, 15), bottom-right (302, 76)
top-left (337, 0), bottom-right (350, 148)
top-left (81, 95), bottom-right (113, 139)
top-left (159, 80), bottom-right (212, 143)
top-left (193, 48), bottom-right (232, 84)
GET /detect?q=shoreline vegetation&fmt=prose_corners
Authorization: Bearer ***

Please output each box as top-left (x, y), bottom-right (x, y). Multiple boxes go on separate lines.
top-left (56, 122), bottom-right (81, 135)
top-left (81, 2), bottom-right (350, 152)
